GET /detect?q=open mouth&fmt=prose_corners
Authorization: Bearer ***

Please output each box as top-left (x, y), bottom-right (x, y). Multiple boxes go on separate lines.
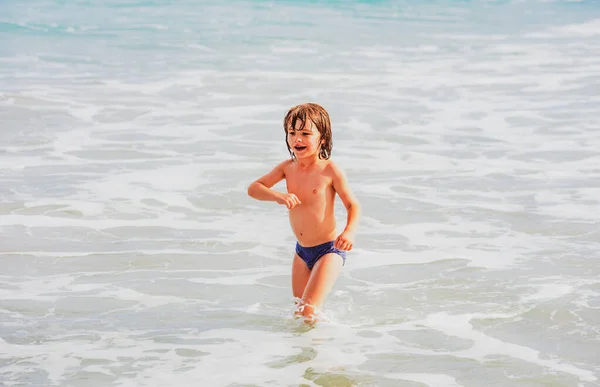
top-left (294, 145), bottom-right (307, 151)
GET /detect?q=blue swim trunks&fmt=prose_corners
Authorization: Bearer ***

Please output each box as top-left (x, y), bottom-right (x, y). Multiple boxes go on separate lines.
top-left (295, 240), bottom-right (346, 270)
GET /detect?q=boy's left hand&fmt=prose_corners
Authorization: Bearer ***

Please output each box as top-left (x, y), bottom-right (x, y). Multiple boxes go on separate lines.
top-left (335, 230), bottom-right (354, 251)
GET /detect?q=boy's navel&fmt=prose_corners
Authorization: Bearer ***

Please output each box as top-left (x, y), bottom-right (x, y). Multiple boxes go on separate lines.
top-left (313, 189), bottom-right (317, 194)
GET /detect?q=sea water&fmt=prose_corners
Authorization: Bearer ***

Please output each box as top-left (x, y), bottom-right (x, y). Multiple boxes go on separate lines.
top-left (1, 0), bottom-right (599, 386)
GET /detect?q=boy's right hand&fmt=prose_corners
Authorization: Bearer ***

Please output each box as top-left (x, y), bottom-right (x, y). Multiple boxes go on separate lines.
top-left (277, 193), bottom-right (301, 210)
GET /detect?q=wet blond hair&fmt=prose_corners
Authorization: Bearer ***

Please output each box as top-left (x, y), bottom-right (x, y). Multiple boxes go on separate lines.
top-left (283, 103), bottom-right (332, 161)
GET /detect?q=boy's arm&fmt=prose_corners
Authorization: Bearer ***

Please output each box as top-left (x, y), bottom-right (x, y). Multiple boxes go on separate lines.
top-left (247, 160), bottom-right (301, 209)
top-left (331, 163), bottom-right (361, 250)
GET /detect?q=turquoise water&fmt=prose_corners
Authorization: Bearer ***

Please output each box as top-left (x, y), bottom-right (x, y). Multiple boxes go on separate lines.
top-left (1, 1), bottom-right (599, 386)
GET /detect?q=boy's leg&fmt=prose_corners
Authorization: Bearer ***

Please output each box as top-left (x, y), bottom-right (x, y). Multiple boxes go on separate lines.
top-left (300, 253), bottom-right (344, 321)
top-left (291, 254), bottom-right (311, 299)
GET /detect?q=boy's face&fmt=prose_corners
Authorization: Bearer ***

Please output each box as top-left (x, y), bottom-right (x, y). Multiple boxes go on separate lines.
top-left (287, 119), bottom-right (322, 159)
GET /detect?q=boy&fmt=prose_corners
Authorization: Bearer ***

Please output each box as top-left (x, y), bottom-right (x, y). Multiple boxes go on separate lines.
top-left (247, 103), bottom-right (361, 323)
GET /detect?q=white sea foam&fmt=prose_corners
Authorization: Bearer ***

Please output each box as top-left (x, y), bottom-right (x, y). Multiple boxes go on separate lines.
top-left (521, 284), bottom-right (574, 302)
top-left (385, 373), bottom-right (463, 387)
top-left (528, 18), bottom-right (600, 38)
top-left (421, 312), bottom-right (597, 382)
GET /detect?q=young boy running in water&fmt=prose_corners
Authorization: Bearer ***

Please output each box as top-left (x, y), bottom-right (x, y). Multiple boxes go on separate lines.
top-left (247, 103), bottom-right (361, 323)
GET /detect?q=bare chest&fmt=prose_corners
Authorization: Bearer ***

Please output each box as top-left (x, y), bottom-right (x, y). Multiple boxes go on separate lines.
top-left (285, 172), bottom-right (333, 204)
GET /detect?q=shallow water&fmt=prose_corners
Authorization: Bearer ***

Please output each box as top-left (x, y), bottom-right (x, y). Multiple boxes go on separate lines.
top-left (1, 0), bottom-right (599, 386)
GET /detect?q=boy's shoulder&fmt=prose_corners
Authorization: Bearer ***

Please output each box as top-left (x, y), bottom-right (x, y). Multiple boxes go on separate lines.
top-left (275, 158), bottom-right (344, 174)
top-left (278, 159), bottom-right (294, 168)
top-left (276, 159), bottom-right (295, 173)
top-left (323, 159), bottom-right (344, 174)
top-left (324, 160), bottom-right (352, 185)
